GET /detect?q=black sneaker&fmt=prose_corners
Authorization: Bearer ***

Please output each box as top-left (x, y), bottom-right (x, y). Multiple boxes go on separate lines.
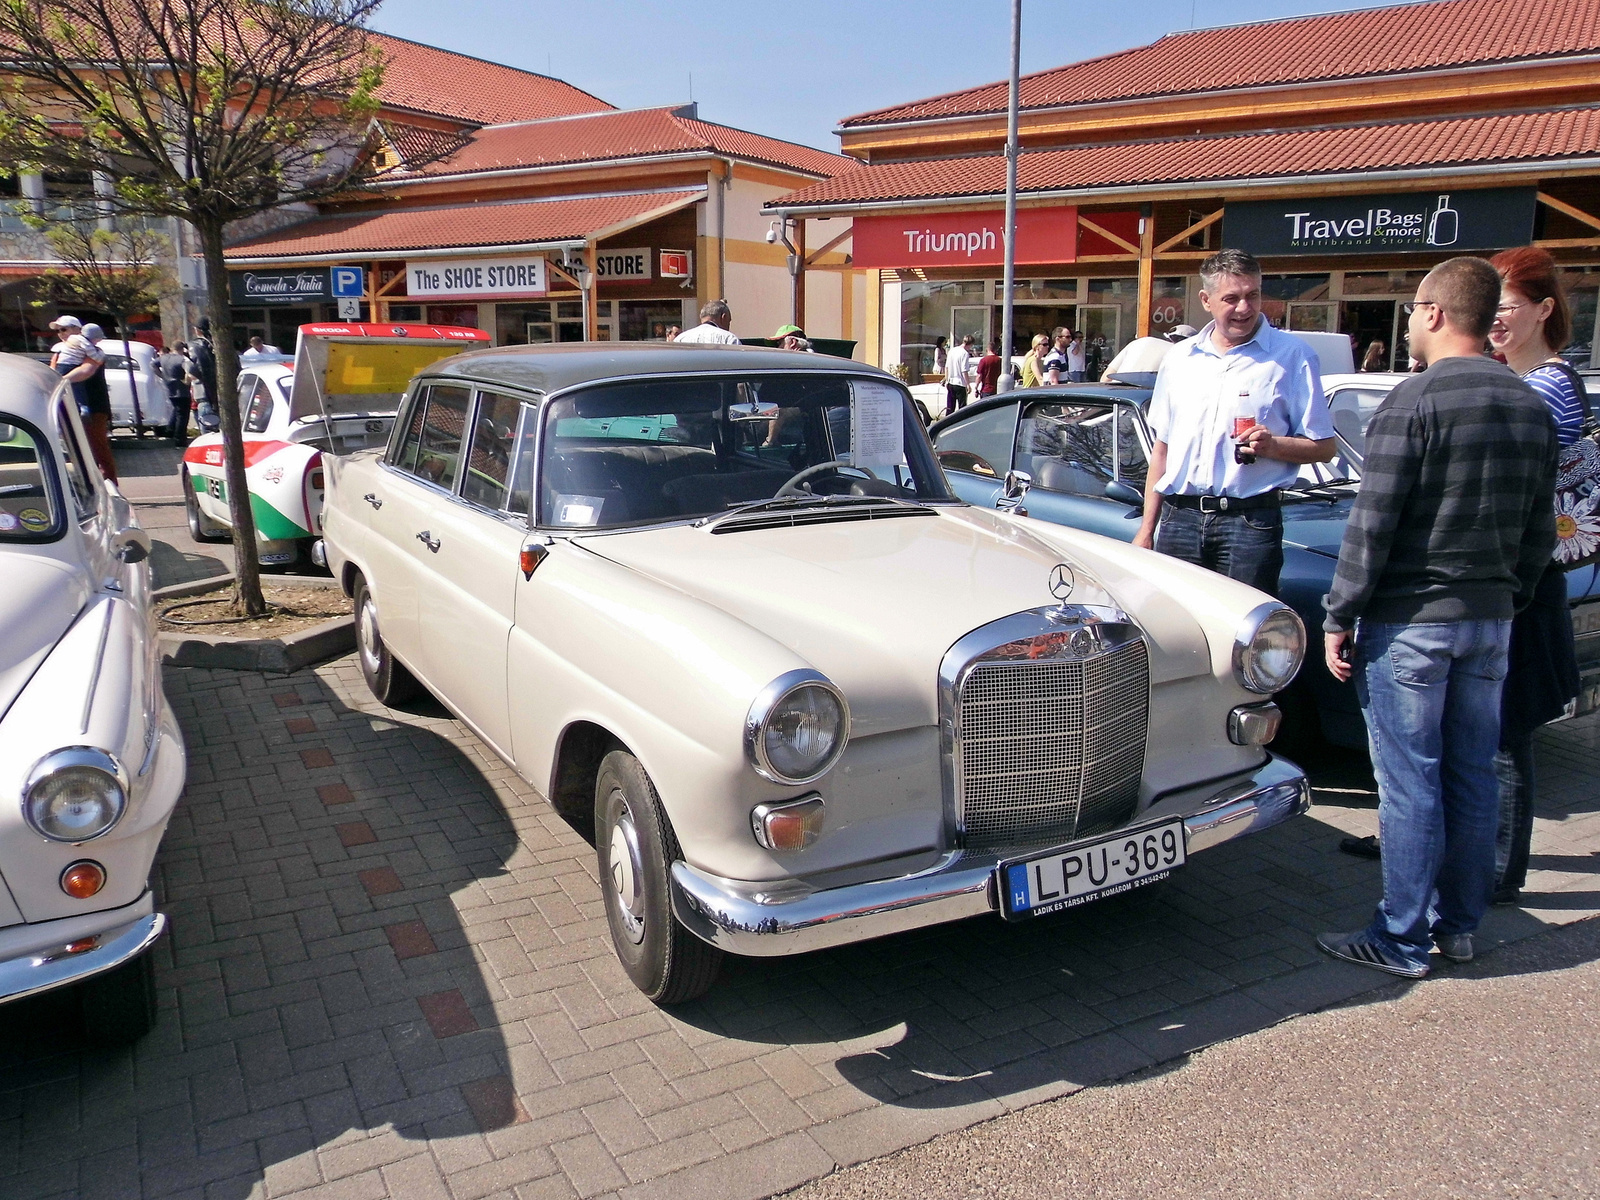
top-left (1338, 835), bottom-right (1381, 860)
top-left (1316, 929), bottom-right (1429, 978)
top-left (1491, 886), bottom-right (1521, 906)
top-left (1433, 932), bottom-right (1473, 963)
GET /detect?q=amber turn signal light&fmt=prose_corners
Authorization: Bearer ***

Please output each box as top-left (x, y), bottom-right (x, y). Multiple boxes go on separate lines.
top-left (751, 794), bottom-right (826, 851)
top-left (519, 543), bottom-right (549, 580)
top-left (60, 860), bottom-right (107, 899)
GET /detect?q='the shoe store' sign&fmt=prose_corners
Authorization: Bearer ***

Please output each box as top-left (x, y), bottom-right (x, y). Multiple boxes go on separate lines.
top-left (1223, 187), bottom-right (1536, 256)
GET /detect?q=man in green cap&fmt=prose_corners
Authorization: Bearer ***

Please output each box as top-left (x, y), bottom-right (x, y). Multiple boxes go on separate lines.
top-left (773, 324), bottom-right (811, 351)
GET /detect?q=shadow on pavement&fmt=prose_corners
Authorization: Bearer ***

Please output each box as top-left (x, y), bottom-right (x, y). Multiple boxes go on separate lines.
top-left (0, 664), bottom-right (534, 1200)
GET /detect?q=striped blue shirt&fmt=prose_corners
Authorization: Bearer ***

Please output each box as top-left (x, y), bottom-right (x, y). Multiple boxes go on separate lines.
top-left (1524, 363), bottom-right (1587, 448)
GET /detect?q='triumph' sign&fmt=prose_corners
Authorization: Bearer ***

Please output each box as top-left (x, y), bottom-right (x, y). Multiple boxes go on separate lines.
top-left (852, 208), bottom-right (1079, 269)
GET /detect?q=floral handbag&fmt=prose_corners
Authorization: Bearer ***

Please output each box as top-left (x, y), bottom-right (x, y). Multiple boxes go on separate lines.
top-left (1549, 360), bottom-right (1600, 570)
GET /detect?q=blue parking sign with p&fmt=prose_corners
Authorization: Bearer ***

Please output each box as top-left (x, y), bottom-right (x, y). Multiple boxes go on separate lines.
top-left (331, 266), bottom-right (364, 298)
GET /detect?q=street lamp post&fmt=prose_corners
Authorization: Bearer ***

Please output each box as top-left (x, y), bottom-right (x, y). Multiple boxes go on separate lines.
top-left (997, 0), bottom-right (1022, 392)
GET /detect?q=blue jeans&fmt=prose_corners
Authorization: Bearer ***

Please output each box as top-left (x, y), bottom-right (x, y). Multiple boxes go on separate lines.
top-left (1355, 619), bottom-right (1511, 970)
top-left (1154, 503), bottom-right (1284, 595)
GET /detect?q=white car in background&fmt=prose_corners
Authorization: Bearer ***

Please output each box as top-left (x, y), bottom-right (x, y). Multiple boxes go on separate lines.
top-left (0, 354), bottom-right (186, 1043)
top-left (98, 339), bottom-right (173, 437)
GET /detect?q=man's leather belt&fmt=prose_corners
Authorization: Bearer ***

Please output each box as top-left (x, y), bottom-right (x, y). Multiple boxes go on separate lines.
top-left (1164, 490), bottom-right (1281, 514)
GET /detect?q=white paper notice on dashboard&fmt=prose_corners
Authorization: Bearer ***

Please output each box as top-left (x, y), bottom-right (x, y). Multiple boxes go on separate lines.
top-left (851, 380), bottom-right (904, 469)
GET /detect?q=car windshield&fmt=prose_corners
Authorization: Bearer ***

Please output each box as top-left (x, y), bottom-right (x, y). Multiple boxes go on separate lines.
top-left (1325, 385), bottom-right (1392, 474)
top-left (0, 415), bottom-right (62, 541)
top-left (539, 373), bottom-right (950, 528)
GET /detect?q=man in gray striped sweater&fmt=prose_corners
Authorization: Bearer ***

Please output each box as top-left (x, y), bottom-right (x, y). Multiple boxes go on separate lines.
top-left (1317, 257), bottom-right (1557, 979)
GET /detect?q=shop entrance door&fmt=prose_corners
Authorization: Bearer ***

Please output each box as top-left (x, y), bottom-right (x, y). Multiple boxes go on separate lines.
top-left (1340, 300), bottom-right (1398, 371)
top-left (1077, 305), bottom-right (1120, 358)
top-left (952, 306), bottom-right (990, 353)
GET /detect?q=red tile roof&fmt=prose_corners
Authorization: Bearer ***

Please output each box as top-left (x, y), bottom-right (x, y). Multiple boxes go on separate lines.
top-left (369, 32), bottom-right (614, 125)
top-left (224, 190), bottom-right (704, 259)
top-left (842, 0), bottom-right (1600, 127)
top-left (776, 107), bottom-right (1600, 207)
top-left (411, 107), bottom-right (855, 180)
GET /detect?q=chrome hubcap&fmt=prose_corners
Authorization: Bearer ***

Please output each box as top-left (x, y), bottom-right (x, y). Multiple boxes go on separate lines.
top-left (357, 597), bottom-right (381, 675)
top-left (608, 797), bottom-right (647, 945)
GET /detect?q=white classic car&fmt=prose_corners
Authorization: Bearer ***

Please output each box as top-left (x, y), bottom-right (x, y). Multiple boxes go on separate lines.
top-left (99, 338), bottom-right (174, 437)
top-left (0, 354), bottom-right (186, 1042)
top-left (182, 322), bottom-right (488, 564)
top-left (316, 344), bottom-right (1311, 1004)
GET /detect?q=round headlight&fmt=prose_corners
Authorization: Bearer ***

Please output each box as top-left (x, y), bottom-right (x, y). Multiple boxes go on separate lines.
top-left (23, 748), bottom-right (128, 842)
top-left (746, 671), bottom-right (850, 784)
top-left (1233, 603), bottom-right (1306, 694)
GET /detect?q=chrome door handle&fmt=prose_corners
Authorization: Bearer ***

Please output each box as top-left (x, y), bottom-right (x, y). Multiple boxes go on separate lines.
top-left (415, 530), bottom-right (440, 552)
top-left (363, 493), bottom-right (382, 509)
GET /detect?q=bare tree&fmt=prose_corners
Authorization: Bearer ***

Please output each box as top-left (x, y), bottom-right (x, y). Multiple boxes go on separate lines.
top-left (31, 219), bottom-right (169, 431)
top-left (0, 0), bottom-right (418, 615)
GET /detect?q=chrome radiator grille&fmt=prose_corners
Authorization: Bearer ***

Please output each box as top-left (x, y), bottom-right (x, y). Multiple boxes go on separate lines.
top-left (955, 636), bottom-right (1149, 848)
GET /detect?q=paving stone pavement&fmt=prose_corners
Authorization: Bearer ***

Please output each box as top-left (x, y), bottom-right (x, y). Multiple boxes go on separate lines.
top-left (3, 657), bottom-right (1596, 1200)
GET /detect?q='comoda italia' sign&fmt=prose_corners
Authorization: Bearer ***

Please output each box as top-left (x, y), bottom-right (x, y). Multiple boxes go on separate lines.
top-left (851, 208), bottom-right (1078, 269)
top-left (407, 256), bottom-right (548, 298)
top-left (1223, 187), bottom-right (1537, 256)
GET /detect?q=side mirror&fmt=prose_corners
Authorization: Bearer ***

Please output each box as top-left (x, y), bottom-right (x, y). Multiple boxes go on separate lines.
top-left (1105, 479), bottom-right (1143, 510)
top-left (997, 469), bottom-right (1032, 514)
top-left (111, 526), bottom-right (151, 564)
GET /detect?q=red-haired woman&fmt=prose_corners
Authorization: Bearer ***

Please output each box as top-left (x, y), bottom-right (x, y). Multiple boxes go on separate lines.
top-left (1485, 246), bottom-right (1585, 905)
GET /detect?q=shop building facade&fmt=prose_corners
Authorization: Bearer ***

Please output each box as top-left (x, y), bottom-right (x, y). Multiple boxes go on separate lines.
top-left (768, 0), bottom-right (1600, 378)
top-left (225, 97), bottom-right (863, 352)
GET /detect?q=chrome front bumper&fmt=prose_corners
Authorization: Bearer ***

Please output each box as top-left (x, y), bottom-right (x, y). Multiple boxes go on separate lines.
top-left (671, 754), bottom-right (1309, 957)
top-left (0, 912), bottom-right (167, 1006)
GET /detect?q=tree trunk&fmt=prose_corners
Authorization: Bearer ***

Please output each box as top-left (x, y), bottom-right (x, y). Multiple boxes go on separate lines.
top-left (198, 219), bottom-right (267, 618)
top-left (117, 312), bottom-right (143, 433)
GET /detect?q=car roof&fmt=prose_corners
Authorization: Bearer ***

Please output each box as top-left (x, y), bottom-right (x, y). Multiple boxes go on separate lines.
top-left (1322, 372), bottom-right (1408, 388)
top-left (422, 341), bottom-right (886, 394)
top-left (927, 382), bottom-right (1152, 434)
top-left (0, 352), bottom-right (69, 424)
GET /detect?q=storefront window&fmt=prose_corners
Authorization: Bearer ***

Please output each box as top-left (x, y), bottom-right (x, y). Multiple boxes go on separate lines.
top-left (1260, 275), bottom-right (1330, 329)
top-left (426, 304), bottom-right (479, 329)
top-left (1560, 267), bottom-right (1600, 366)
top-left (1342, 271), bottom-right (1429, 297)
top-left (1006, 279), bottom-right (1077, 301)
top-left (1147, 277), bottom-right (1188, 340)
top-left (900, 279), bottom-right (987, 379)
top-left (618, 301), bottom-right (685, 341)
top-left (389, 304), bottom-right (423, 322)
top-left (497, 301), bottom-right (583, 345)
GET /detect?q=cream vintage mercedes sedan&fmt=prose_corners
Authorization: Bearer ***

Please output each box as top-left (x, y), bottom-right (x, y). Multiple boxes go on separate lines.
top-left (0, 355), bottom-right (185, 1042)
top-left (316, 344), bottom-right (1310, 1004)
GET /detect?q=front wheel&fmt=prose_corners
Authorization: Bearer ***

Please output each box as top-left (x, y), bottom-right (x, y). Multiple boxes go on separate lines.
top-left (183, 471), bottom-right (230, 543)
top-left (354, 575), bottom-right (421, 706)
top-left (80, 952), bottom-right (157, 1045)
top-left (596, 750), bottom-right (722, 1004)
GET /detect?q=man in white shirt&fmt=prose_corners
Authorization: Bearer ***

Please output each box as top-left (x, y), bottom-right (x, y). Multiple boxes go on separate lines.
top-left (1133, 248), bottom-right (1336, 595)
top-left (944, 334), bottom-right (974, 414)
top-left (673, 300), bottom-right (742, 345)
top-left (241, 335), bottom-right (281, 360)
top-left (1066, 333), bottom-right (1087, 382)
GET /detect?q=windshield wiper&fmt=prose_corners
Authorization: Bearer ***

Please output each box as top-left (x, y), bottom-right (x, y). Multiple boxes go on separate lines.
top-left (1282, 478), bottom-right (1358, 501)
top-left (697, 493), bottom-right (921, 528)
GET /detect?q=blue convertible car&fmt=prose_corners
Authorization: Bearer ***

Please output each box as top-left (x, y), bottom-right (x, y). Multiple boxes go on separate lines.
top-left (931, 379), bottom-right (1600, 750)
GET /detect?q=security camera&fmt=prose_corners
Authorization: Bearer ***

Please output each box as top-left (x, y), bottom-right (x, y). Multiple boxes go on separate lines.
top-left (765, 226), bottom-right (778, 244)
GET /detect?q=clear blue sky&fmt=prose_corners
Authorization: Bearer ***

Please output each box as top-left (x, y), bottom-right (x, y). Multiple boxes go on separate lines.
top-left (372, 0), bottom-right (1408, 152)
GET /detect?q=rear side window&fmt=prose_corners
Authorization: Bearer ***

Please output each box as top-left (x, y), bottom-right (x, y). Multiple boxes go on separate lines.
top-left (52, 398), bottom-right (98, 517)
top-left (393, 385), bottom-right (470, 490)
top-left (461, 391), bottom-right (529, 512)
top-left (242, 376), bottom-right (275, 433)
top-left (0, 415), bottom-right (64, 541)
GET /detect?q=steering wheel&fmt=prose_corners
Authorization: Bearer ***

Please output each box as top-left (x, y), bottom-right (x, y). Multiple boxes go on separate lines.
top-left (776, 460), bottom-right (878, 497)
